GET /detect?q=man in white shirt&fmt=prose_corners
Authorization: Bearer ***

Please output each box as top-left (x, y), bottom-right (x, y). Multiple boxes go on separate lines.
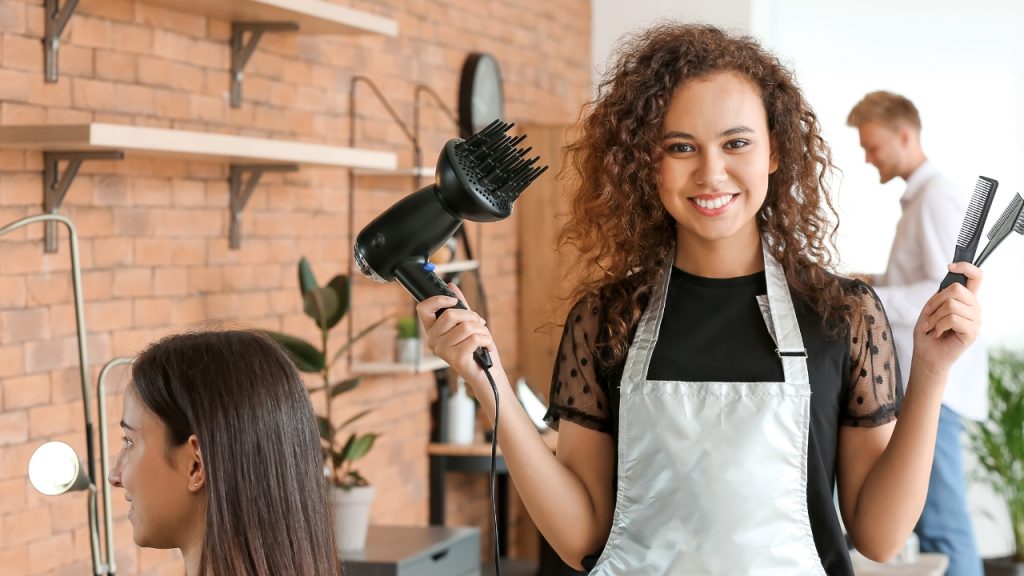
top-left (848, 91), bottom-right (988, 576)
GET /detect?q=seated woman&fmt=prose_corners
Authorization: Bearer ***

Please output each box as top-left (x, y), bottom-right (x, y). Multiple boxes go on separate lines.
top-left (108, 330), bottom-right (340, 576)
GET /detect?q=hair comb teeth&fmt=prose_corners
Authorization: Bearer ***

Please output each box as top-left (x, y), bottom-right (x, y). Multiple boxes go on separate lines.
top-left (939, 176), bottom-right (998, 289)
top-left (973, 192), bottom-right (1023, 267)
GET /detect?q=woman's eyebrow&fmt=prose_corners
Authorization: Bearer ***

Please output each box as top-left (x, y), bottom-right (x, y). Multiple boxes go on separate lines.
top-left (663, 126), bottom-right (756, 140)
top-left (120, 420), bottom-right (137, 431)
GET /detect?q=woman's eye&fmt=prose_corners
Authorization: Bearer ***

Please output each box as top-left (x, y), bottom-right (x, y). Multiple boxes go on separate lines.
top-left (667, 142), bottom-right (695, 153)
top-left (725, 139), bottom-right (751, 150)
top-left (121, 436), bottom-right (133, 449)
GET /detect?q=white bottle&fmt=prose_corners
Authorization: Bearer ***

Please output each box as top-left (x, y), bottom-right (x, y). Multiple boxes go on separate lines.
top-left (447, 377), bottom-right (476, 445)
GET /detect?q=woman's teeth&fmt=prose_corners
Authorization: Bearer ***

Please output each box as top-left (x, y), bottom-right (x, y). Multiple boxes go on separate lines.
top-left (694, 195), bottom-right (733, 210)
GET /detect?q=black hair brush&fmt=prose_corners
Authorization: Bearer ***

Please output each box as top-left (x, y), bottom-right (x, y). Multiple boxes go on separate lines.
top-left (939, 176), bottom-right (998, 289)
top-left (354, 119), bottom-right (548, 368)
top-left (974, 193), bottom-right (1024, 267)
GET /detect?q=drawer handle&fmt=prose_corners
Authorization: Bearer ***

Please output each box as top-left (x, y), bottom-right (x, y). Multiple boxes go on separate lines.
top-left (431, 550), bottom-right (449, 562)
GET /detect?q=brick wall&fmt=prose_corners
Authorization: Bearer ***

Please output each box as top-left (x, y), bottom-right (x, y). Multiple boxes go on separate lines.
top-left (0, 0), bottom-right (592, 573)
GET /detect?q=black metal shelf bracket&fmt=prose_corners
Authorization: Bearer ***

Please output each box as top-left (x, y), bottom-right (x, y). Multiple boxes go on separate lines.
top-left (228, 163), bottom-right (298, 249)
top-left (43, 150), bottom-right (124, 252)
top-left (44, 0), bottom-right (80, 83)
top-left (231, 21), bottom-right (299, 107)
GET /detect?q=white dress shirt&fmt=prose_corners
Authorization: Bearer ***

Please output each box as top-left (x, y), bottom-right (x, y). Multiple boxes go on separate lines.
top-left (873, 160), bottom-right (989, 421)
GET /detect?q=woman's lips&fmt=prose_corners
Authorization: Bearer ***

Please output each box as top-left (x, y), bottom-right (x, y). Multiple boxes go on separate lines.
top-left (689, 193), bottom-right (738, 216)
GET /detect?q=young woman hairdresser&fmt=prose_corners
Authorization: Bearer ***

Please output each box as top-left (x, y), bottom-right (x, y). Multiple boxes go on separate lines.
top-left (416, 23), bottom-right (983, 575)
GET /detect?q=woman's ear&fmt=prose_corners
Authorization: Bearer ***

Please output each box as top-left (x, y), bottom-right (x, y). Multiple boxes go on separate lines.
top-left (186, 435), bottom-right (205, 493)
top-left (769, 144), bottom-right (779, 175)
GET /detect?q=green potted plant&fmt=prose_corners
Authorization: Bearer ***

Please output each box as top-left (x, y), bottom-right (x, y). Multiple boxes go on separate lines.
top-left (968, 348), bottom-right (1024, 575)
top-left (263, 257), bottom-right (388, 551)
top-left (395, 315), bottom-right (420, 364)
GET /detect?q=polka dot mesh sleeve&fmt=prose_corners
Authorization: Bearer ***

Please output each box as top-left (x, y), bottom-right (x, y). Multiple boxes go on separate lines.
top-left (543, 299), bottom-right (614, 434)
top-left (844, 282), bottom-right (903, 427)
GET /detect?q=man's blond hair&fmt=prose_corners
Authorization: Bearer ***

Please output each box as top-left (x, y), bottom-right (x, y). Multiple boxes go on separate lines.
top-left (847, 91), bottom-right (921, 132)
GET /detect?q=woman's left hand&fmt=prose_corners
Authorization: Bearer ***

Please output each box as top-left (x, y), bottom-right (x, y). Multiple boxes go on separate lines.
top-left (912, 261), bottom-right (983, 374)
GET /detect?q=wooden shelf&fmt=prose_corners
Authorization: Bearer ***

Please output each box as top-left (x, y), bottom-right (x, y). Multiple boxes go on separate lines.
top-left (0, 124), bottom-right (396, 171)
top-left (140, 0), bottom-right (398, 36)
top-left (351, 355), bottom-right (448, 375)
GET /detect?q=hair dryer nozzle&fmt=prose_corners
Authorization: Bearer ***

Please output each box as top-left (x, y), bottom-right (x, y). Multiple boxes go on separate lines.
top-left (436, 119), bottom-right (548, 222)
top-left (354, 119), bottom-right (547, 297)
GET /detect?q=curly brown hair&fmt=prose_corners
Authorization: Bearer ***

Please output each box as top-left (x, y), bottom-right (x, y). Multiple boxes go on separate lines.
top-left (561, 23), bottom-right (856, 367)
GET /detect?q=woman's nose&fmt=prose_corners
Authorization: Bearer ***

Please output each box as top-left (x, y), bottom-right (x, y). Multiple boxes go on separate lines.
top-left (108, 463), bottom-right (122, 487)
top-left (695, 150), bottom-right (727, 186)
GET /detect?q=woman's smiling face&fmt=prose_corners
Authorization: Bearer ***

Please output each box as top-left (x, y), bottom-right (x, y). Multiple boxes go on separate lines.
top-left (658, 71), bottom-right (777, 250)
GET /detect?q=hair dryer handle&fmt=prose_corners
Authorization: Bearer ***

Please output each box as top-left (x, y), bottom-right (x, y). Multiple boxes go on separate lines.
top-left (393, 260), bottom-right (493, 369)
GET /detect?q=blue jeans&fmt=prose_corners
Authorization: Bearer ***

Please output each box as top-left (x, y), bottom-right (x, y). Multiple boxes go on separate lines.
top-left (914, 405), bottom-right (982, 576)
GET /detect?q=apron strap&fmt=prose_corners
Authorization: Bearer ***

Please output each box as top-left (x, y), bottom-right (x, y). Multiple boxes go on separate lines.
top-left (762, 241), bottom-right (810, 385)
top-left (621, 256), bottom-right (672, 386)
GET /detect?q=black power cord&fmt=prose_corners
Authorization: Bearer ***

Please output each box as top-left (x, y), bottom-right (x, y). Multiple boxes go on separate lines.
top-left (482, 365), bottom-right (501, 576)
top-left (469, 345), bottom-right (501, 576)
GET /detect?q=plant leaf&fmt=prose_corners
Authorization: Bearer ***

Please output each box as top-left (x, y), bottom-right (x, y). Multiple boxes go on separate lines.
top-left (337, 433), bottom-right (357, 462)
top-left (263, 331), bottom-right (324, 372)
top-left (303, 287), bottom-right (338, 330)
top-left (330, 446), bottom-right (345, 470)
top-left (338, 408), bottom-right (372, 431)
top-left (346, 433), bottom-right (378, 463)
top-left (315, 416), bottom-right (332, 442)
top-left (298, 257), bottom-right (318, 297)
top-left (328, 377), bottom-right (360, 399)
top-left (324, 275), bottom-right (350, 330)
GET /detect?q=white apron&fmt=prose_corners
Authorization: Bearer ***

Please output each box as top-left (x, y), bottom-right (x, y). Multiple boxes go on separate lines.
top-left (589, 243), bottom-right (826, 575)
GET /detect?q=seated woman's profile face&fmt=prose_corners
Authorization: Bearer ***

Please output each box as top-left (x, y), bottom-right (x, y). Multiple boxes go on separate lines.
top-left (108, 386), bottom-right (205, 550)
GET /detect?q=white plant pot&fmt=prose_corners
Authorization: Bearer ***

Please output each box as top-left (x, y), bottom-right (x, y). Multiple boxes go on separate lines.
top-left (395, 337), bottom-right (420, 364)
top-left (332, 485), bottom-right (376, 552)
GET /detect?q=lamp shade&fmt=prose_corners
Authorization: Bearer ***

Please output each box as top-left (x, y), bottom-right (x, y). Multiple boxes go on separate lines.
top-left (28, 441), bottom-right (90, 496)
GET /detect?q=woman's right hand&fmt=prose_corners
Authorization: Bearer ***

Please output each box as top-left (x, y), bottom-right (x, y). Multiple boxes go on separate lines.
top-left (415, 282), bottom-right (500, 384)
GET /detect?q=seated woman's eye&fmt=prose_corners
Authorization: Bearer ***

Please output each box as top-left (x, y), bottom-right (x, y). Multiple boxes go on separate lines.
top-left (121, 436), bottom-right (133, 449)
top-left (667, 142), bottom-right (695, 153)
top-left (724, 139), bottom-right (750, 150)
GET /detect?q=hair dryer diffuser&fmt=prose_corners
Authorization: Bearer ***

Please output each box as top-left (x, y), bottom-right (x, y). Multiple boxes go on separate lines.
top-left (354, 120), bottom-right (546, 302)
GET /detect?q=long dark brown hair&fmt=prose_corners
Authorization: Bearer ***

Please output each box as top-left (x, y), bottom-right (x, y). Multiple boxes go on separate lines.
top-left (561, 23), bottom-right (856, 366)
top-left (131, 330), bottom-right (340, 576)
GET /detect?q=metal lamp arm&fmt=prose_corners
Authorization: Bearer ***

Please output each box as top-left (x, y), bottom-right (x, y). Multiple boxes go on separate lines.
top-left (0, 214), bottom-right (104, 574)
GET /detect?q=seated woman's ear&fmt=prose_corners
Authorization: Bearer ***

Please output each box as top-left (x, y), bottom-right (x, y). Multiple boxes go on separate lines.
top-left (184, 435), bottom-right (205, 493)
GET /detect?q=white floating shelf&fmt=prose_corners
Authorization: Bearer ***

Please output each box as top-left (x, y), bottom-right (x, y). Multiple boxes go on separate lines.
top-left (0, 124), bottom-right (397, 171)
top-left (352, 166), bottom-right (434, 178)
top-left (434, 260), bottom-right (479, 274)
top-left (140, 0), bottom-right (398, 36)
top-left (352, 355), bottom-right (448, 375)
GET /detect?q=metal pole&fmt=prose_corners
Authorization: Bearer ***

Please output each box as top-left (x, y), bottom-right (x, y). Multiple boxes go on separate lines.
top-left (0, 213), bottom-right (100, 574)
top-left (97, 357), bottom-right (133, 576)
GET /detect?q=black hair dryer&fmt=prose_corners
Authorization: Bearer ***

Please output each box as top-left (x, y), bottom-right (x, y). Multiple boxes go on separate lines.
top-left (354, 120), bottom-right (547, 368)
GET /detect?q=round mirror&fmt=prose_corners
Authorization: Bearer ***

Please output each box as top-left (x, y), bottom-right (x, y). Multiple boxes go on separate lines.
top-left (458, 53), bottom-right (504, 139)
top-left (28, 441), bottom-right (89, 496)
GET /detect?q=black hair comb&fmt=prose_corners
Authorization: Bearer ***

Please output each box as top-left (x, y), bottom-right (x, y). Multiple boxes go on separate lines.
top-left (974, 193), bottom-right (1024, 267)
top-left (939, 176), bottom-right (998, 289)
